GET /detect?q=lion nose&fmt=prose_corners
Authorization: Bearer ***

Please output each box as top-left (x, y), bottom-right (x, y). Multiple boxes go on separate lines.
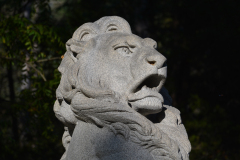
top-left (146, 52), bottom-right (166, 69)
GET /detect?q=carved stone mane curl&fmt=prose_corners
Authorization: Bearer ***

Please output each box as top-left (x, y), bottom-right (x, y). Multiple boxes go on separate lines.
top-left (54, 16), bottom-right (191, 160)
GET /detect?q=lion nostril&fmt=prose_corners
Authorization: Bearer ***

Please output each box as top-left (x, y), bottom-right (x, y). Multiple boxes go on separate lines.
top-left (148, 60), bottom-right (156, 65)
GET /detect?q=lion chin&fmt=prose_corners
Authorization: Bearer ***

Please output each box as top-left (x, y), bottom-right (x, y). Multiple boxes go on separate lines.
top-left (54, 16), bottom-right (191, 160)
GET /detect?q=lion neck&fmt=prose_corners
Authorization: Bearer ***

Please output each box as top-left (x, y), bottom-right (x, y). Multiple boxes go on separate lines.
top-left (70, 92), bottom-right (180, 160)
top-left (66, 120), bottom-right (153, 160)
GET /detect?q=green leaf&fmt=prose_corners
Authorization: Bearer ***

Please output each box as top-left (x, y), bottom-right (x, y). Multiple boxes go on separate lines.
top-left (2, 37), bottom-right (5, 43)
top-left (27, 46), bottom-right (32, 50)
top-left (25, 41), bottom-right (31, 46)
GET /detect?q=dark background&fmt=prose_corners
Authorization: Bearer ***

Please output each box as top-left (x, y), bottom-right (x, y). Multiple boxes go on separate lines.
top-left (0, 0), bottom-right (239, 159)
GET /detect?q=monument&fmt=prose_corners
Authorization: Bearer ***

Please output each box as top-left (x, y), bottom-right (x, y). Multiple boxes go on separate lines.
top-left (54, 16), bottom-right (191, 160)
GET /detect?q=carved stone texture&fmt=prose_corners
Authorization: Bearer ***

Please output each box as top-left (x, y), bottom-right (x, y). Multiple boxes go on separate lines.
top-left (54, 16), bottom-right (191, 160)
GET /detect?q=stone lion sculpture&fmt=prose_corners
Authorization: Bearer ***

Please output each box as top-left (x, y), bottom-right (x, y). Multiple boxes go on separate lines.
top-left (54, 16), bottom-right (191, 160)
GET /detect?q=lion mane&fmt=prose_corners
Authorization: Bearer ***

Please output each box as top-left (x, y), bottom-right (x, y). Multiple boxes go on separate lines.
top-left (54, 16), bottom-right (191, 160)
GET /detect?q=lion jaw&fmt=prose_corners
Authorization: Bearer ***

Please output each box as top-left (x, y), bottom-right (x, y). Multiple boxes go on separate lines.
top-left (127, 66), bottom-right (167, 115)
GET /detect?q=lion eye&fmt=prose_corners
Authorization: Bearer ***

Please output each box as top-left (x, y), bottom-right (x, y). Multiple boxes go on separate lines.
top-left (116, 47), bottom-right (131, 56)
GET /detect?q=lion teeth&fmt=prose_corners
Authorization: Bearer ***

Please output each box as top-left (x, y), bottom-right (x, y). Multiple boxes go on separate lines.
top-left (142, 85), bottom-right (147, 90)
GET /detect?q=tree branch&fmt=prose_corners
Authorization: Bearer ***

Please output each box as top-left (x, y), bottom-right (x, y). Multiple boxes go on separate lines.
top-left (26, 62), bottom-right (47, 81)
top-left (1, 56), bottom-right (61, 81)
top-left (37, 57), bottom-right (61, 63)
top-left (1, 56), bottom-right (61, 63)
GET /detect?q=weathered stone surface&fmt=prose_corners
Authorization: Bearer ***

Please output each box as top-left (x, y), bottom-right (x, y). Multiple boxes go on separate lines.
top-left (54, 16), bottom-right (191, 160)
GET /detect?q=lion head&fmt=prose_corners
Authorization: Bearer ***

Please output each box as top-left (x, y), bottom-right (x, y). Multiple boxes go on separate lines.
top-left (54, 16), bottom-right (190, 160)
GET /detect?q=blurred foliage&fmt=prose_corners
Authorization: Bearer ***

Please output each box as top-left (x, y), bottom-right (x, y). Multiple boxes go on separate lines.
top-left (0, 0), bottom-right (64, 159)
top-left (0, 0), bottom-right (239, 159)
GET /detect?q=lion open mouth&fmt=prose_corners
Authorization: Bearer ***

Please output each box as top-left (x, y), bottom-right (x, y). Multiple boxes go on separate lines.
top-left (133, 74), bottom-right (163, 93)
top-left (128, 67), bottom-right (167, 101)
top-left (127, 67), bottom-right (167, 115)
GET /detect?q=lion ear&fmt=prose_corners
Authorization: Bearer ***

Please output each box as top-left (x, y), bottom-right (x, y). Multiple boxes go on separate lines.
top-left (66, 23), bottom-right (98, 60)
top-left (72, 23), bottom-right (98, 42)
top-left (95, 16), bottom-right (132, 34)
top-left (106, 24), bottom-right (119, 33)
top-left (79, 30), bottom-right (94, 41)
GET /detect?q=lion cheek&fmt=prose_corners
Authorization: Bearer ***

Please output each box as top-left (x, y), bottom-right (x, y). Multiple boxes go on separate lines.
top-left (106, 76), bottom-right (132, 98)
